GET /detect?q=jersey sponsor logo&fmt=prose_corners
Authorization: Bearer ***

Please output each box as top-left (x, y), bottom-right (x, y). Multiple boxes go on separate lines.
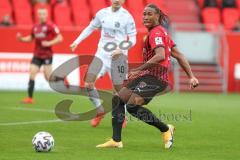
top-left (103, 29), bottom-right (116, 38)
top-left (34, 32), bottom-right (46, 38)
top-left (155, 37), bottom-right (163, 45)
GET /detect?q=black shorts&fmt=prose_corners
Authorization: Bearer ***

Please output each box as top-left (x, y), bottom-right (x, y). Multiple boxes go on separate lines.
top-left (126, 75), bottom-right (168, 104)
top-left (31, 56), bottom-right (53, 68)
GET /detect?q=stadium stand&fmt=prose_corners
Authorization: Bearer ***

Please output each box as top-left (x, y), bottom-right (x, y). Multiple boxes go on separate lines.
top-left (53, 1), bottom-right (73, 27)
top-left (0, 0), bottom-right (12, 23)
top-left (70, 0), bottom-right (91, 27)
top-left (201, 7), bottom-right (221, 31)
top-left (12, 0), bottom-right (33, 26)
top-left (126, 0), bottom-right (145, 28)
top-left (1, 0), bottom-right (240, 30)
top-left (165, 0), bottom-right (200, 24)
top-left (222, 8), bottom-right (239, 30)
top-left (89, 0), bottom-right (107, 16)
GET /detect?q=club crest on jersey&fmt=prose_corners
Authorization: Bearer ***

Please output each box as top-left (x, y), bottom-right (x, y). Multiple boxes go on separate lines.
top-left (115, 22), bottom-right (120, 28)
top-left (155, 37), bottom-right (163, 45)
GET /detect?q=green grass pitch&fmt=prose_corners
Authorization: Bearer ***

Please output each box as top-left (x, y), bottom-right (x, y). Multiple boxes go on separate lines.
top-left (0, 91), bottom-right (239, 160)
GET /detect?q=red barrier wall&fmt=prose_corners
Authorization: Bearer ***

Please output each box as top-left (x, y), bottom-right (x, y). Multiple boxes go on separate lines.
top-left (0, 27), bottom-right (145, 62)
top-left (226, 33), bottom-right (240, 92)
top-left (0, 27), bottom-right (145, 90)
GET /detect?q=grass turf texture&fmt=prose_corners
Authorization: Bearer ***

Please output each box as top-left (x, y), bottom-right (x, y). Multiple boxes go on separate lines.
top-left (0, 91), bottom-right (239, 160)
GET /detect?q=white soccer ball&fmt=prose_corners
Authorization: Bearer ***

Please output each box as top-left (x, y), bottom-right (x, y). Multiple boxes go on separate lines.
top-left (32, 131), bottom-right (54, 152)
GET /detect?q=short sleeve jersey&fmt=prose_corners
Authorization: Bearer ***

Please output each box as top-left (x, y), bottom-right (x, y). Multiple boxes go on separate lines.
top-left (32, 22), bottom-right (60, 59)
top-left (89, 7), bottom-right (137, 48)
top-left (142, 25), bottom-right (176, 82)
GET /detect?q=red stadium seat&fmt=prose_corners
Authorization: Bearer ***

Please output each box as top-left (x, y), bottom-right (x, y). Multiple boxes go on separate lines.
top-left (51, 0), bottom-right (68, 5)
top-left (73, 9), bottom-right (91, 27)
top-left (70, 0), bottom-right (91, 26)
top-left (70, 0), bottom-right (89, 13)
top-left (222, 8), bottom-right (239, 30)
top-left (34, 3), bottom-right (52, 23)
top-left (202, 7), bottom-right (221, 31)
top-left (217, 0), bottom-right (222, 7)
top-left (53, 1), bottom-right (73, 27)
top-left (127, 0), bottom-right (144, 12)
top-left (197, 0), bottom-right (204, 8)
top-left (0, 0), bottom-right (12, 22)
top-left (89, 0), bottom-right (107, 16)
top-left (50, 0), bottom-right (57, 5)
top-left (237, 0), bottom-right (240, 9)
top-left (12, 0), bottom-right (33, 26)
top-left (198, 0), bottom-right (222, 8)
top-left (126, 0), bottom-right (145, 28)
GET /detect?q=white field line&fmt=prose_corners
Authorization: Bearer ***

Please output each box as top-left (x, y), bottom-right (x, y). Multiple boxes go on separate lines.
top-left (0, 106), bottom-right (61, 126)
top-left (0, 106), bottom-right (55, 113)
top-left (0, 106), bottom-right (88, 126)
top-left (0, 119), bottom-right (63, 126)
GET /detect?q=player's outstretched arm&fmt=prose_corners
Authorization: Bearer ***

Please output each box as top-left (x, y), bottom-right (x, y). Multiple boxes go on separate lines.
top-left (70, 10), bottom-right (101, 52)
top-left (70, 25), bottom-right (97, 52)
top-left (171, 47), bottom-right (199, 89)
top-left (16, 32), bottom-right (33, 42)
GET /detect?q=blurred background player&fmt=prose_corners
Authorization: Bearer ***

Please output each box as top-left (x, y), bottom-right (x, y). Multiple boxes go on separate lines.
top-left (70, 0), bottom-right (136, 127)
top-left (16, 8), bottom-right (63, 104)
top-left (96, 4), bottom-right (199, 148)
top-left (0, 14), bottom-right (13, 27)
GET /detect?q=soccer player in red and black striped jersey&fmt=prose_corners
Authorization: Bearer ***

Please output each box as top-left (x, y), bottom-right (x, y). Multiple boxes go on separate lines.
top-left (96, 4), bottom-right (199, 148)
top-left (16, 8), bottom-right (63, 103)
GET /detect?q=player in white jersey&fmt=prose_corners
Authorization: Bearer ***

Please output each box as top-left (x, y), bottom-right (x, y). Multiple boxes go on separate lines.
top-left (70, 0), bottom-right (137, 127)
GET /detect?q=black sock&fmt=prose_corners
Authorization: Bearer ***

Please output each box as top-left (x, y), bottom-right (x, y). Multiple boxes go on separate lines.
top-left (112, 95), bottom-right (125, 142)
top-left (28, 80), bottom-right (35, 98)
top-left (127, 105), bottom-right (169, 132)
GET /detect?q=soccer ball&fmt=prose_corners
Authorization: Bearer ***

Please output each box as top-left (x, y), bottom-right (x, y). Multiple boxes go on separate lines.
top-left (32, 131), bottom-right (54, 152)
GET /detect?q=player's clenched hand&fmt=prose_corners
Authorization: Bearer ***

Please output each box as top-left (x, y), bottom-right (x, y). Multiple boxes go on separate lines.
top-left (189, 77), bottom-right (199, 89)
top-left (111, 48), bottom-right (122, 60)
top-left (42, 41), bottom-right (52, 47)
top-left (128, 69), bottom-right (140, 79)
top-left (70, 43), bottom-right (78, 52)
top-left (16, 32), bottom-right (22, 41)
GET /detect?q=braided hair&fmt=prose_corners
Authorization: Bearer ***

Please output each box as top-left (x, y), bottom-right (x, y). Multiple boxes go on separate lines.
top-left (146, 4), bottom-right (169, 26)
